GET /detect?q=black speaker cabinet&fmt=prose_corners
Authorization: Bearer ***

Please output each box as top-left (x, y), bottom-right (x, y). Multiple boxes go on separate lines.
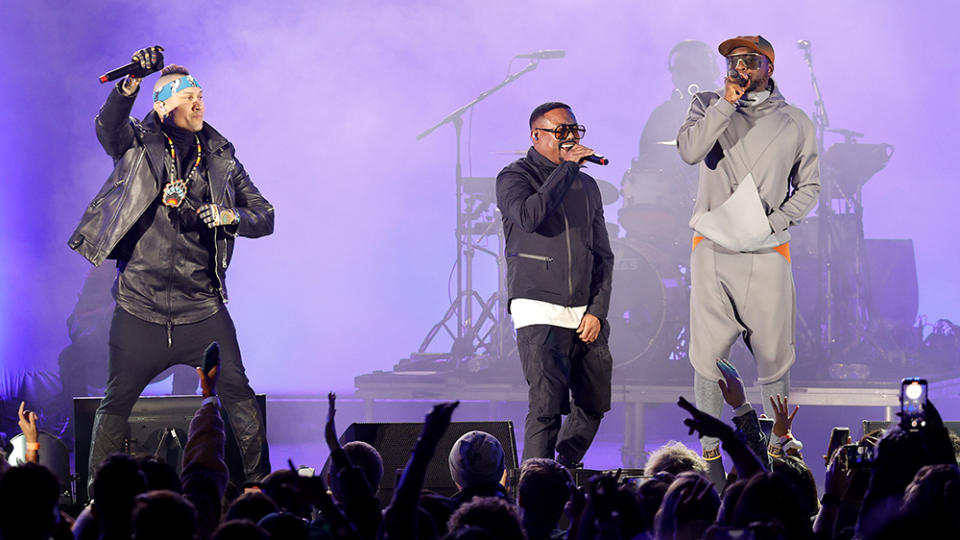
top-left (339, 421), bottom-right (517, 506)
top-left (74, 394), bottom-right (266, 504)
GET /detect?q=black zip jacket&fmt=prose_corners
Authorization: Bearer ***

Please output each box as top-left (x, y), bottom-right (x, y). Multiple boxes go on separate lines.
top-left (68, 84), bottom-right (274, 323)
top-left (496, 147), bottom-right (614, 320)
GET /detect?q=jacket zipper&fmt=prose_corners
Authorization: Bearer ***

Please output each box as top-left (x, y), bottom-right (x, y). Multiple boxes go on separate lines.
top-left (507, 252), bottom-right (553, 268)
top-left (561, 206), bottom-right (573, 301)
top-left (165, 212), bottom-right (180, 348)
top-left (208, 156), bottom-right (229, 304)
top-left (212, 230), bottom-right (227, 303)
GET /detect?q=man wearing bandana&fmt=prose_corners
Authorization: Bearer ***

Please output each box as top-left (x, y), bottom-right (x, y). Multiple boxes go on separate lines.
top-left (69, 46), bottom-right (274, 484)
top-left (676, 35), bottom-right (820, 487)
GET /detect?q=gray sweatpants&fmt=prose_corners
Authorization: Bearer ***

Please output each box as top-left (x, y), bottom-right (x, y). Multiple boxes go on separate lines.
top-left (689, 237), bottom-right (796, 450)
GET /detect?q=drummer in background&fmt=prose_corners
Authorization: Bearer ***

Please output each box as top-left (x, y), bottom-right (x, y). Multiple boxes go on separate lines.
top-left (638, 40), bottom-right (722, 150)
top-left (620, 40), bottom-right (720, 245)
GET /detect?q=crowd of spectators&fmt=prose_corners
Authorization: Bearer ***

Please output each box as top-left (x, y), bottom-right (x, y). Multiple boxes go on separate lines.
top-left (1, 352), bottom-right (958, 539)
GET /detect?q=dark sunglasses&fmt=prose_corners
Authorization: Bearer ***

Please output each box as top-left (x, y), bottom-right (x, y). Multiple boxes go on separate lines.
top-left (534, 123), bottom-right (586, 140)
top-left (725, 53), bottom-right (765, 71)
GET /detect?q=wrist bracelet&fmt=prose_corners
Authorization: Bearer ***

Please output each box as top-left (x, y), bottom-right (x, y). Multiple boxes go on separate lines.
top-left (767, 442), bottom-right (783, 458)
top-left (26, 442), bottom-right (40, 451)
top-left (782, 437), bottom-right (804, 453)
top-left (702, 447), bottom-right (721, 461)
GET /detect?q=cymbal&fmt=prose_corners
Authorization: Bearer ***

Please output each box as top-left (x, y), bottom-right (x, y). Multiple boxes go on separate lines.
top-left (654, 139), bottom-right (677, 145)
top-left (491, 149), bottom-right (527, 155)
top-left (596, 179), bottom-right (620, 206)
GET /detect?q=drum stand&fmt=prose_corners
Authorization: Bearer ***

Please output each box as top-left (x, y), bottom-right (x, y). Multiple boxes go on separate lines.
top-left (411, 59), bottom-right (543, 369)
top-left (800, 42), bottom-right (892, 373)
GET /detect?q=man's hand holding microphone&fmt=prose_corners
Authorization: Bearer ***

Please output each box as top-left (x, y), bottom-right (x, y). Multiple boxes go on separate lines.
top-left (112, 46), bottom-right (165, 96)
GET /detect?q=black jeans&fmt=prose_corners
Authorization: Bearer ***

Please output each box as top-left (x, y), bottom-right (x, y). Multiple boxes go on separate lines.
top-left (89, 307), bottom-right (269, 482)
top-left (517, 323), bottom-right (612, 464)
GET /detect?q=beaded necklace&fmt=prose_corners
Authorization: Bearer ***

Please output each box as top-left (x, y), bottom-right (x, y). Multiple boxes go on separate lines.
top-left (161, 134), bottom-right (202, 208)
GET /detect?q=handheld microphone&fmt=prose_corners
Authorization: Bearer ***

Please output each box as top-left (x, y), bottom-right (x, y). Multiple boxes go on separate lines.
top-left (515, 49), bottom-right (566, 60)
top-left (727, 70), bottom-right (748, 87)
top-left (797, 40), bottom-right (811, 50)
top-left (583, 154), bottom-right (609, 166)
top-left (99, 47), bottom-right (165, 83)
top-left (559, 141), bottom-right (608, 165)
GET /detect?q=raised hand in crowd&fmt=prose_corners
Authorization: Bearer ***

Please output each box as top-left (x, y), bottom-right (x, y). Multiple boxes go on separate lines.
top-left (326, 391), bottom-right (342, 453)
top-left (421, 401), bottom-right (459, 447)
top-left (716, 359), bottom-right (772, 468)
top-left (17, 401), bottom-right (40, 464)
top-left (565, 480), bottom-right (587, 540)
top-left (812, 441), bottom-right (853, 538)
top-left (768, 394), bottom-right (799, 439)
top-left (716, 358), bottom-right (745, 409)
top-left (197, 341), bottom-right (220, 398)
top-left (572, 473), bottom-right (620, 540)
top-left (678, 396), bottom-right (766, 480)
top-left (379, 401), bottom-right (458, 540)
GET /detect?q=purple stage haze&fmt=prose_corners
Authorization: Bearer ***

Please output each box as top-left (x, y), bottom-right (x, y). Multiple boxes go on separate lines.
top-left (2, 0), bottom-right (959, 400)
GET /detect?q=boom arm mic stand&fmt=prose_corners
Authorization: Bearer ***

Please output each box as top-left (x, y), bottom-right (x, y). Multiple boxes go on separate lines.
top-left (413, 58), bottom-right (543, 369)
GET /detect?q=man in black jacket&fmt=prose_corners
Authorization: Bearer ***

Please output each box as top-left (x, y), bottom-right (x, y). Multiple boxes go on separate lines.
top-left (69, 47), bottom-right (273, 484)
top-left (496, 102), bottom-right (614, 466)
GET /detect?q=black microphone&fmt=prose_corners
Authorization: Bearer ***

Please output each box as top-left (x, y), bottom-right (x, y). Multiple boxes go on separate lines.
top-left (515, 49), bottom-right (566, 60)
top-left (583, 154), bottom-right (609, 166)
top-left (560, 142), bottom-right (609, 165)
top-left (797, 40), bottom-right (811, 50)
top-left (99, 49), bottom-right (164, 83)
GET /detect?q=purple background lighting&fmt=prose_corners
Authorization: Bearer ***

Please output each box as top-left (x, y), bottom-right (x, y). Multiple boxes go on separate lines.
top-left (3, 0), bottom-right (960, 402)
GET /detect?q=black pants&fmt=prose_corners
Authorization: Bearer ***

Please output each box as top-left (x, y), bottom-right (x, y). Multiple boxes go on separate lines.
top-left (89, 307), bottom-right (270, 482)
top-left (517, 323), bottom-right (612, 464)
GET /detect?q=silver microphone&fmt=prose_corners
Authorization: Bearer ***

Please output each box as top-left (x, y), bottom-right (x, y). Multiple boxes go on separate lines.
top-left (797, 40), bottom-right (811, 49)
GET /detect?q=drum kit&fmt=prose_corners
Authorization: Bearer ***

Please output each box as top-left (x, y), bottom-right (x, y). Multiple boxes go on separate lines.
top-left (607, 142), bottom-right (700, 382)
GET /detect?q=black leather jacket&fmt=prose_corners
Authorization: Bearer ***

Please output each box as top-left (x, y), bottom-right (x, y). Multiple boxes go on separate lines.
top-left (68, 85), bottom-right (274, 322)
top-left (496, 148), bottom-right (614, 320)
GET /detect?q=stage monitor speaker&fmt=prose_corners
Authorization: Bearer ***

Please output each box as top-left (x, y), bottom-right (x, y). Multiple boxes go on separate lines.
top-left (864, 239), bottom-right (918, 324)
top-left (862, 420), bottom-right (960, 438)
top-left (74, 394), bottom-right (266, 504)
top-left (339, 421), bottom-right (517, 506)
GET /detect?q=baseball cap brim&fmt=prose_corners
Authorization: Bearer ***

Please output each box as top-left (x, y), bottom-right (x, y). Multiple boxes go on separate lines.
top-left (719, 36), bottom-right (774, 64)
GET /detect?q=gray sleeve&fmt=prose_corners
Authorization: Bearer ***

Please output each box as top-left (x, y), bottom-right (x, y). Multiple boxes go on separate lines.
top-left (677, 94), bottom-right (736, 165)
top-left (767, 111), bottom-right (822, 233)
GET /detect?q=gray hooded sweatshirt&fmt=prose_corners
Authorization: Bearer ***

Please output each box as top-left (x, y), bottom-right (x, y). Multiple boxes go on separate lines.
top-left (677, 80), bottom-right (820, 251)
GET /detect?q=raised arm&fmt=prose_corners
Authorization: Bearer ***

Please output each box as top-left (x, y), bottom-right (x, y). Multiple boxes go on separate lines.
top-left (677, 396), bottom-right (766, 480)
top-left (16, 402), bottom-right (39, 464)
top-left (378, 401), bottom-right (458, 540)
top-left (95, 46), bottom-right (164, 160)
top-left (182, 342), bottom-right (229, 540)
top-left (496, 161), bottom-right (580, 233)
top-left (677, 92), bottom-right (736, 165)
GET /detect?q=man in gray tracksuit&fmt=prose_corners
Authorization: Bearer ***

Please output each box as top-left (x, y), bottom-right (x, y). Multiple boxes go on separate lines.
top-left (676, 35), bottom-right (820, 480)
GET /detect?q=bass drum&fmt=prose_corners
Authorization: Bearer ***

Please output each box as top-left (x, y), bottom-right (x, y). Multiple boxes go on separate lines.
top-left (8, 431), bottom-right (72, 501)
top-left (607, 239), bottom-right (692, 382)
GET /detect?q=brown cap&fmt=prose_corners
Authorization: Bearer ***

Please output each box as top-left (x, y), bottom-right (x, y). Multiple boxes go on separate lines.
top-left (718, 35), bottom-right (775, 64)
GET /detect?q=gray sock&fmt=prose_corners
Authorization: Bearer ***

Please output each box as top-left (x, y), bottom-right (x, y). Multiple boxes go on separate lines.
top-left (694, 371), bottom-right (724, 451)
top-left (760, 373), bottom-right (790, 417)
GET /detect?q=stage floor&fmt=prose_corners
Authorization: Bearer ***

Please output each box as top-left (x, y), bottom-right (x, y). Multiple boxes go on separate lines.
top-left (352, 371), bottom-right (960, 467)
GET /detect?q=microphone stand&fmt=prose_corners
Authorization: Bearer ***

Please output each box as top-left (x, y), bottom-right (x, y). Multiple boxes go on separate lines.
top-left (415, 59), bottom-right (541, 368)
top-left (799, 41), bottom-right (838, 369)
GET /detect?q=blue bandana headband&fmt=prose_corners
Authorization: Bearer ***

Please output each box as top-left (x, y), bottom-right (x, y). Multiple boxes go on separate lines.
top-left (153, 75), bottom-right (202, 103)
